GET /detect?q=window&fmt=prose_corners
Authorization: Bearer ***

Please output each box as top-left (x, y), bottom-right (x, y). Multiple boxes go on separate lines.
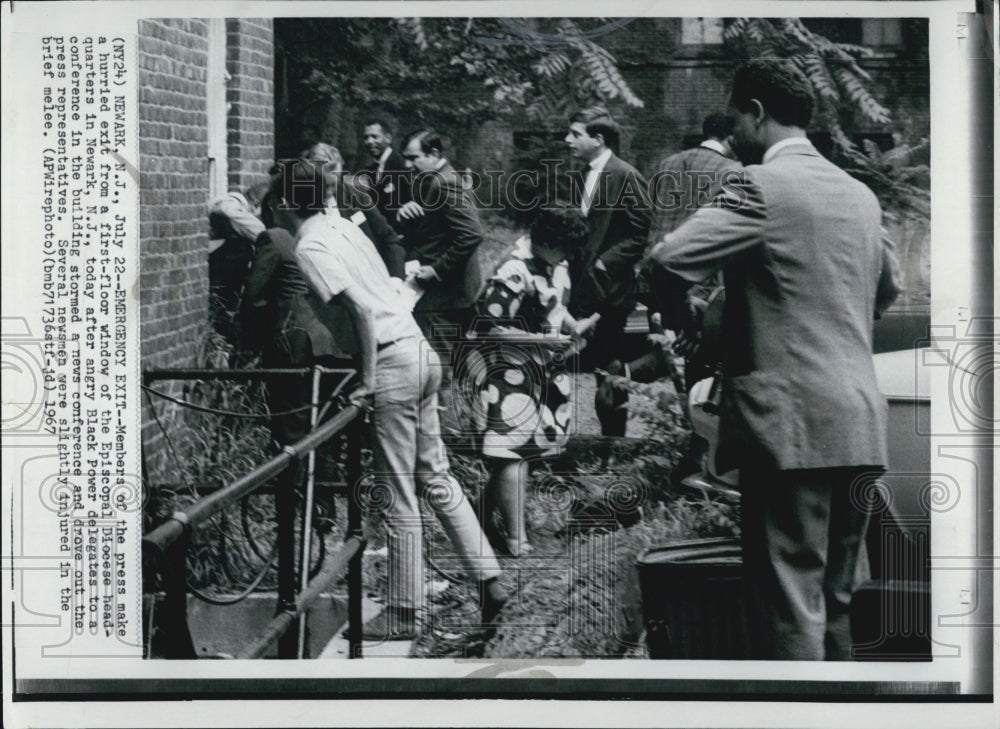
top-left (802, 18), bottom-right (903, 48)
top-left (861, 18), bottom-right (903, 47)
top-left (681, 18), bottom-right (724, 45)
top-left (206, 18), bottom-right (229, 201)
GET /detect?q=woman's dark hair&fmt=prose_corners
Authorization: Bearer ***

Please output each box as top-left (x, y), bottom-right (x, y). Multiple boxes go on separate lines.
top-left (730, 59), bottom-right (815, 129)
top-left (531, 204), bottom-right (590, 253)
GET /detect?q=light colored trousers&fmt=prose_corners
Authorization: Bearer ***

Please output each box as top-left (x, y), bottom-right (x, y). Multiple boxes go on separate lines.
top-left (371, 336), bottom-right (501, 610)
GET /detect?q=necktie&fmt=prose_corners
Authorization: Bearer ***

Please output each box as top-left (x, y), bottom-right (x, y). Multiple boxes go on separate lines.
top-left (581, 165), bottom-right (599, 216)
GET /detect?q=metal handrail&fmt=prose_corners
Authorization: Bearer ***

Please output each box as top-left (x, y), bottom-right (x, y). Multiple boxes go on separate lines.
top-left (142, 401), bottom-right (365, 556)
top-left (142, 365), bottom-right (369, 659)
top-left (238, 535), bottom-right (365, 659)
top-left (142, 366), bottom-right (355, 384)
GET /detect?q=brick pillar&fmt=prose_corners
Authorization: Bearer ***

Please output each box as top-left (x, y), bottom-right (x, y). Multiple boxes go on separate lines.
top-left (226, 18), bottom-right (275, 192)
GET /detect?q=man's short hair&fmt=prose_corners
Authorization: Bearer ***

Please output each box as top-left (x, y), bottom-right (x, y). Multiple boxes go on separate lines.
top-left (403, 129), bottom-right (444, 156)
top-left (268, 159), bottom-right (327, 218)
top-left (569, 106), bottom-right (621, 152)
top-left (531, 203), bottom-right (590, 253)
top-left (363, 117), bottom-right (394, 137)
top-left (702, 113), bottom-right (734, 141)
top-left (730, 59), bottom-right (815, 129)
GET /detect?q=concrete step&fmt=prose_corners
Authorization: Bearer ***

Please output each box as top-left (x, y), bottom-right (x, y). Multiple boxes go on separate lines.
top-left (318, 597), bottom-right (413, 658)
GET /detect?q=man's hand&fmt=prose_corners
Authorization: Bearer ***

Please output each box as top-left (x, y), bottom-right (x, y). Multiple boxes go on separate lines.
top-left (349, 383), bottom-right (375, 412)
top-left (396, 201), bottom-right (426, 221)
top-left (688, 295), bottom-right (709, 323)
top-left (413, 265), bottom-right (438, 283)
top-left (572, 312), bottom-right (601, 339)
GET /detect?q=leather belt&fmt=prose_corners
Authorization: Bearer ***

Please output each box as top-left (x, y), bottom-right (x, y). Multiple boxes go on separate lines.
top-left (377, 335), bottom-right (417, 352)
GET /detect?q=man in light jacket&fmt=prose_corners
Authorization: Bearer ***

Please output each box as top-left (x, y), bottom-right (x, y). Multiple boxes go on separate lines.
top-left (645, 59), bottom-right (902, 660)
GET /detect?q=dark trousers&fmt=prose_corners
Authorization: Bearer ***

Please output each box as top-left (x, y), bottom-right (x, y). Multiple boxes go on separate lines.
top-left (584, 305), bottom-right (633, 437)
top-left (740, 462), bottom-right (873, 660)
top-left (262, 330), bottom-right (352, 474)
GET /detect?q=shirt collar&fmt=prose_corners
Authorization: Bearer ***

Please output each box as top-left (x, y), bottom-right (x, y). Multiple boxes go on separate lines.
top-left (298, 212), bottom-right (330, 240)
top-left (588, 148), bottom-right (613, 174)
top-left (762, 137), bottom-right (814, 164)
top-left (378, 147), bottom-right (393, 166)
top-left (699, 139), bottom-right (728, 156)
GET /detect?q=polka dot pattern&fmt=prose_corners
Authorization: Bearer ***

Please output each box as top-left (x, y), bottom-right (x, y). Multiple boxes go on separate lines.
top-left (470, 238), bottom-right (575, 459)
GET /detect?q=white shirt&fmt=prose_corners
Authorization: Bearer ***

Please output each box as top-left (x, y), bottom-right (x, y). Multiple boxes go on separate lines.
top-left (294, 213), bottom-right (421, 347)
top-left (762, 137), bottom-right (814, 164)
top-left (699, 139), bottom-right (728, 156)
top-left (207, 192), bottom-right (265, 250)
top-left (581, 148), bottom-right (613, 216)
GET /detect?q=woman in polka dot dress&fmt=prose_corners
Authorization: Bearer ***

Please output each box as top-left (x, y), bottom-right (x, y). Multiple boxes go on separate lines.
top-left (466, 205), bottom-right (600, 556)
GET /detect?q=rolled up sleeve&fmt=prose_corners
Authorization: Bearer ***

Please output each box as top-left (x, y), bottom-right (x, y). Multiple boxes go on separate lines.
top-left (295, 238), bottom-right (348, 303)
top-left (210, 195), bottom-right (265, 242)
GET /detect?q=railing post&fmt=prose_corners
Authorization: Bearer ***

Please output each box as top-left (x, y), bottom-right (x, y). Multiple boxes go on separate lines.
top-left (149, 529), bottom-right (197, 659)
top-left (275, 459), bottom-right (299, 659)
top-left (346, 414), bottom-right (365, 658)
top-left (296, 365), bottom-right (323, 658)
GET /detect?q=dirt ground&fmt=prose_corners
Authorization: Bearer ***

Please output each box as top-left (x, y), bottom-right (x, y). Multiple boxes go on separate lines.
top-left (398, 371), bottom-right (738, 659)
top-left (571, 371), bottom-right (659, 440)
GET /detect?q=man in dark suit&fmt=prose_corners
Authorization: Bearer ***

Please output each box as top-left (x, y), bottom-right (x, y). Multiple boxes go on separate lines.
top-left (564, 107), bottom-right (652, 436)
top-left (241, 206), bottom-right (347, 445)
top-left (614, 113), bottom-right (743, 391)
top-left (649, 113), bottom-right (742, 244)
top-left (358, 118), bottom-right (411, 231)
top-left (207, 191), bottom-right (265, 357)
top-left (646, 59), bottom-right (902, 660)
top-left (397, 130), bottom-right (486, 426)
top-left (601, 114), bottom-right (743, 479)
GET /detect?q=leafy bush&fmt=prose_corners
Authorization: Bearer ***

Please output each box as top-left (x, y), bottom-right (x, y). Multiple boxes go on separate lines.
top-left (725, 18), bottom-right (892, 154)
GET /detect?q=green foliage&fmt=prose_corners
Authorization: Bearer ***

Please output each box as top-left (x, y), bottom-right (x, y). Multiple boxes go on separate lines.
top-left (277, 18), bottom-right (643, 132)
top-left (842, 137), bottom-right (930, 220)
top-left (724, 17), bottom-right (892, 155)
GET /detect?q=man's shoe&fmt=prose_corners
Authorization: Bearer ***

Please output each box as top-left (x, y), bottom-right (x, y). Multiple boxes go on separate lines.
top-left (480, 579), bottom-right (509, 626)
top-left (360, 606), bottom-right (418, 641)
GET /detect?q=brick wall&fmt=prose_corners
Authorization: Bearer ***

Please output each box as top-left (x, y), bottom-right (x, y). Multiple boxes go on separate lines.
top-left (138, 19), bottom-right (211, 473)
top-left (139, 19), bottom-right (275, 476)
top-left (226, 18), bottom-right (275, 190)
